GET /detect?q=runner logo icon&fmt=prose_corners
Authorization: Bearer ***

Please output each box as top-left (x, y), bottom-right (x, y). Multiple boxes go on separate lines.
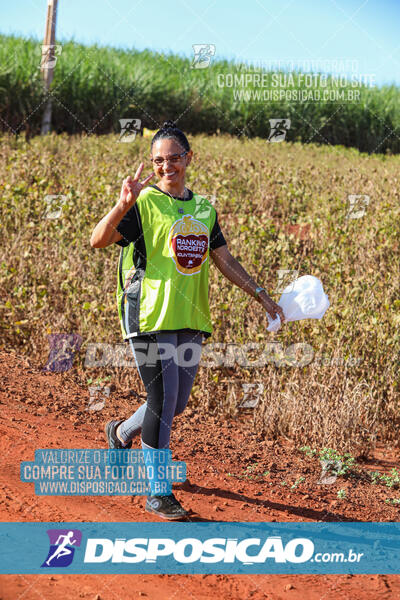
top-left (41, 529), bottom-right (82, 568)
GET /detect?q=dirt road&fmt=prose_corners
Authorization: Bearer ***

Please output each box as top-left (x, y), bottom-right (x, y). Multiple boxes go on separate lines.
top-left (0, 350), bottom-right (399, 599)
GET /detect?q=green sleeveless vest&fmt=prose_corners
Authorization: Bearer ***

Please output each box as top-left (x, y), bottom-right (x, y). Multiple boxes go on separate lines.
top-left (116, 186), bottom-right (217, 339)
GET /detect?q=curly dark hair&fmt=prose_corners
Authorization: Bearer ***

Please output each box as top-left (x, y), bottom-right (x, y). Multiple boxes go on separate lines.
top-left (151, 120), bottom-right (190, 153)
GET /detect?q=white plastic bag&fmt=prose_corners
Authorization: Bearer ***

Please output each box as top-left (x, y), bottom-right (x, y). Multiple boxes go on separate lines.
top-left (267, 275), bottom-right (330, 332)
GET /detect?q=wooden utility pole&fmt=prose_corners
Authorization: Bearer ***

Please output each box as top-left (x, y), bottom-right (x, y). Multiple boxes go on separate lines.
top-left (40, 0), bottom-right (59, 135)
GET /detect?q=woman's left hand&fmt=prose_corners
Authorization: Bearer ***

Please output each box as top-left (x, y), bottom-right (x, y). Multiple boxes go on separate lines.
top-left (259, 293), bottom-right (286, 324)
top-left (210, 245), bottom-right (286, 324)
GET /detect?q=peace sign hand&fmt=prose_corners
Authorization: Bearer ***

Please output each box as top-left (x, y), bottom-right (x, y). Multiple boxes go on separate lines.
top-left (119, 163), bottom-right (154, 209)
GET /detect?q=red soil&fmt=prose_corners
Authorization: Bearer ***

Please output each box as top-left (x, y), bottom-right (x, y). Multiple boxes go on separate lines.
top-left (0, 350), bottom-right (399, 599)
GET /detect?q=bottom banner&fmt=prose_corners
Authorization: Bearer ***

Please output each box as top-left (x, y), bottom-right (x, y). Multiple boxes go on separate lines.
top-left (0, 522), bottom-right (399, 574)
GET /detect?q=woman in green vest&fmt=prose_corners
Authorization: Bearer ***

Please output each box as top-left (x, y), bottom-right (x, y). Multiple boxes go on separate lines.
top-left (90, 121), bottom-right (285, 520)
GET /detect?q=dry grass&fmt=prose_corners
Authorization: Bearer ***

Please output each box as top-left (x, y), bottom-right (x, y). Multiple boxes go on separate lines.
top-left (1, 132), bottom-right (399, 454)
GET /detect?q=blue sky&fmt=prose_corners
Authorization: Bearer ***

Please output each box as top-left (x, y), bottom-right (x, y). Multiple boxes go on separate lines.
top-left (2, 0), bottom-right (400, 86)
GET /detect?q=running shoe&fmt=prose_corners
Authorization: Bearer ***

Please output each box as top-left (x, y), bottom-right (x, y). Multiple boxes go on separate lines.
top-left (145, 493), bottom-right (189, 520)
top-left (104, 419), bottom-right (132, 449)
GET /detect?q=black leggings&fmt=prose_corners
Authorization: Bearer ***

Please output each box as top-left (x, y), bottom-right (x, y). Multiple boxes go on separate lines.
top-left (118, 330), bottom-right (203, 449)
